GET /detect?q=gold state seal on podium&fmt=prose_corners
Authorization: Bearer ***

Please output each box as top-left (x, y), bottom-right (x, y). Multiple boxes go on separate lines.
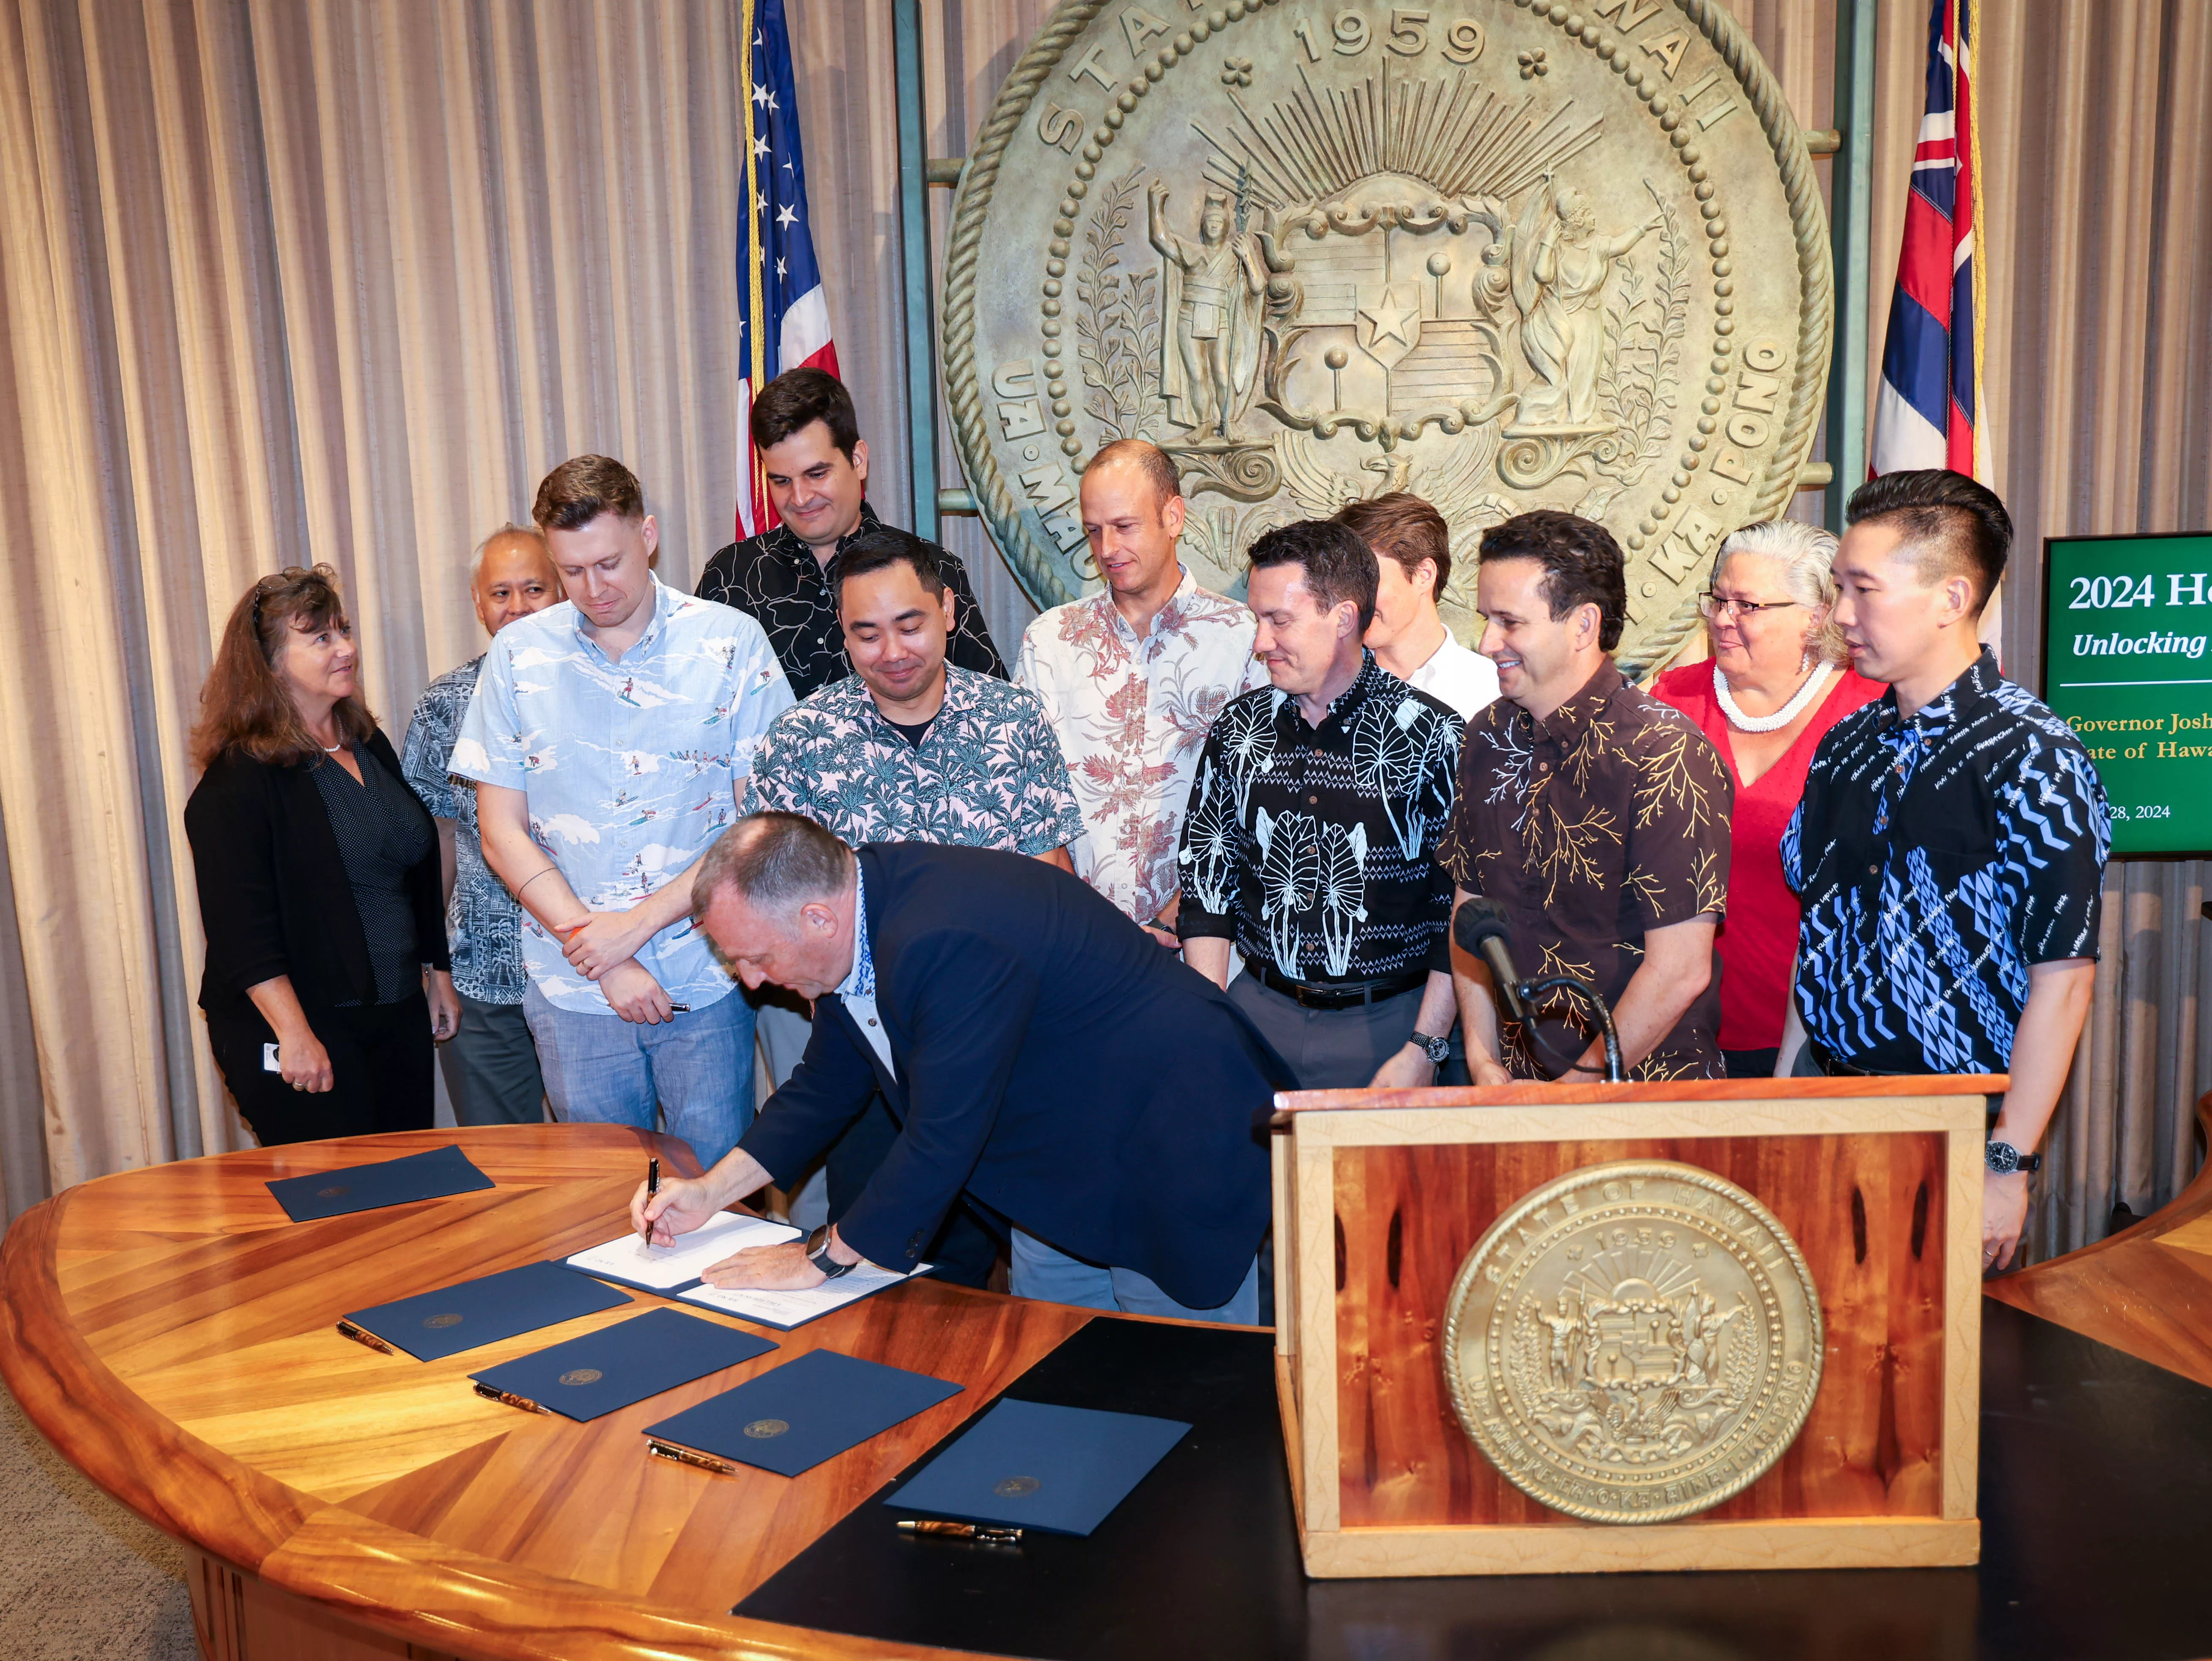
top-left (1442, 1159), bottom-right (1824, 1524)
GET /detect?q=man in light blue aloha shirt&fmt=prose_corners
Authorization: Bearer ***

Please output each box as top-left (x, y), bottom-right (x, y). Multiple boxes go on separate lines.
top-left (401, 523), bottom-right (563, 1125)
top-left (744, 524), bottom-right (1081, 1285)
top-left (452, 456), bottom-right (794, 1170)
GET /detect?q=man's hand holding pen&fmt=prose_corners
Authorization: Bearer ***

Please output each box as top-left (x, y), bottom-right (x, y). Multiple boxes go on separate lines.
top-left (631, 1169), bottom-right (737, 1246)
top-left (630, 1161), bottom-right (863, 1290)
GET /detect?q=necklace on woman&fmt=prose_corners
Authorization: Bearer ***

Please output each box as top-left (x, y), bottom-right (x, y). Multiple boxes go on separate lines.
top-left (1714, 662), bottom-right (1832, 733)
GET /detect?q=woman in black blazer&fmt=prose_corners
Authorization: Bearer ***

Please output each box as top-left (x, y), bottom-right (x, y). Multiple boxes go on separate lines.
top-left (185, 565), bottom-right (460, 1145)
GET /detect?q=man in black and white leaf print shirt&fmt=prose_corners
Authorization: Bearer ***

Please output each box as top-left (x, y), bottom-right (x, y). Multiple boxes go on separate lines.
top-left (1177, 519), bottom-right (1464, 1091)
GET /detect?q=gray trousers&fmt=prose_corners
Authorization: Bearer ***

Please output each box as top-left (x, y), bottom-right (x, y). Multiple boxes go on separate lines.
top-left (1227, 975), bottom-right (1426, 1091)
top-left (437, 991), bottom-right (547, 1126)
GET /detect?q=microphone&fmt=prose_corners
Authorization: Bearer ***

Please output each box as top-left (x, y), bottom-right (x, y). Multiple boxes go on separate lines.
top-left (1452, 896), bottom-right (1530, 1024)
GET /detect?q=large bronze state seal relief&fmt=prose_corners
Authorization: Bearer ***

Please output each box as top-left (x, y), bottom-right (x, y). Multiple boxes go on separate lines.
top-left (942, 0), bottom-right (1831, 669)
top-left (1443, 1161), bottom-right (1824, 1522)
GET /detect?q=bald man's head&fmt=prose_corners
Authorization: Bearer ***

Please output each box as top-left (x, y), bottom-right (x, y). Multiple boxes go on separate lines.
top-left (470, 524), bottom-right (559, 636)
top-left (1079, 441), bottom-right (1186, 599)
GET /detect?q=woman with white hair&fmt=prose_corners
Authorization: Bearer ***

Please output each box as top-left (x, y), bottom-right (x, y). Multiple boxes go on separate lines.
top-left (1651, 521), bottom-right (1883, 1078)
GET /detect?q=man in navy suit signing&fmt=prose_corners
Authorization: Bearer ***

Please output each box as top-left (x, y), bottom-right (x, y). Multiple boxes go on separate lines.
top-left (632, 811), bottom-right (1287, 1322)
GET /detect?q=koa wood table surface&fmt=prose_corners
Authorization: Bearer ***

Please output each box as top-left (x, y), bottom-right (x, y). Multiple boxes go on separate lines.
top-left (0, 1123), bottom-right (1085, 1661)
top-left (9, 1117), bottom-right (2212, 1661)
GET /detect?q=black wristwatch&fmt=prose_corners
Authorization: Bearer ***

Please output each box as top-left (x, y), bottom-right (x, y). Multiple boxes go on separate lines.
top-left (1411, 1029), bottom-right (1451, 1067)
top-left (807, 1225), bottom-right (858, 1280)
top-left (1985, 1140), bottom-right (2042, 1176)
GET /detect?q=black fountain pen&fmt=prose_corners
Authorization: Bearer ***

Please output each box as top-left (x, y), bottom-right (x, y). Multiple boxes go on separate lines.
top-left (641, 1157), bottom-right (660, 1249)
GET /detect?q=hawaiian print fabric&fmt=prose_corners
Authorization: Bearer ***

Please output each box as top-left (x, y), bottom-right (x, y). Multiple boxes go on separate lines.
top-left (450, 578), bottom-right (794, 1014)
top-left (1437, 659), bottom-right (1733, 1081)
top-left (1177, 651), bottom-right (1462, 983)
top-left (1783, 649), bottom-right (2110, 1074)
top-left (744, 665), bottom-right (1082, 854)
top-left (1017, 568), bottom-right (1266, 922)
top-left (695, 499), bottom-right (1006, 700)
top-left (402, 657), bottom-right (529, 1004)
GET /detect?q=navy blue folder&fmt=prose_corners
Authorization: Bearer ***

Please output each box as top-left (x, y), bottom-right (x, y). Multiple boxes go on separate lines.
top-left (268, 1143), bottom-right (493, 1221)
top-left (340, 1259), bottom-right (630, 1361)
top-left (643, 1348), bottom-right (962, 1477)
top-left (468, 1307), bottom-right (777, 1420)
top-left (883, 1398), bottom-right (1191, 1536)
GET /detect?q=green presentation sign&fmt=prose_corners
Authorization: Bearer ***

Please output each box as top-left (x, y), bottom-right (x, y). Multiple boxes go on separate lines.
top-left (2042, 532), bottom-right (2212, 857)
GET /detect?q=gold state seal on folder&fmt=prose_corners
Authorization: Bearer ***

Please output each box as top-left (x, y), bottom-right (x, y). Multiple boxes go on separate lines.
top-left (1443, 1160), bottom-right (1822, 1524)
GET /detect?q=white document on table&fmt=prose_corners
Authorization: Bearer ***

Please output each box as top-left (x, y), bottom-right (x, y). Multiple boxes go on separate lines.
top-left (564, 1211), bottom-right (802, 1291)
top-left (678, 1261), bottom-right (936, 1330)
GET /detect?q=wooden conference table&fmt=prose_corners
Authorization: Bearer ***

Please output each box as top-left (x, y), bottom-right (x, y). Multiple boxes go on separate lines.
top-left (0, 1124), bottom-right (1089, 1660)
top-left (7, 1117), bottom-right (2212, 1661)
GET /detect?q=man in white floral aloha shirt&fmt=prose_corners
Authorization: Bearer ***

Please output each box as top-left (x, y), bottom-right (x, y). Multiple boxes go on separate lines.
top-left (1016, 440), bottom-right (1267, 946)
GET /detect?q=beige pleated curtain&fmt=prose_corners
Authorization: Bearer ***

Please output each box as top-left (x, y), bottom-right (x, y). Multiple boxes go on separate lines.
top-left (3, 0), bottom-right (2208, 1266)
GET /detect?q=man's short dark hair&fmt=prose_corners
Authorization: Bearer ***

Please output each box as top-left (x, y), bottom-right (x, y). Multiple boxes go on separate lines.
top-left (1477, 510), bottom-right (1628, 652)
top-left (533, 455), bottom-right (645, 532)
top-left (692, 812), bottom-right (853, 924)
top-left (1845, 468), bottom-right (2012, 617)
top-left (1247, 519), bottom-right (1380, 632)
top-left (1335, 492), bottom-right (1452, 601)
top-left (752, 366), bottom-right (860, 458)
top-left (833, 526), bottom-right (945, 608)
top-left (1083, 439), bottom-right (1183, 509)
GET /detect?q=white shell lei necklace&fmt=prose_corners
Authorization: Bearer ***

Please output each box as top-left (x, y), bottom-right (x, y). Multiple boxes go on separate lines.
top-left (1714, 662), bottom-right (1832, 733)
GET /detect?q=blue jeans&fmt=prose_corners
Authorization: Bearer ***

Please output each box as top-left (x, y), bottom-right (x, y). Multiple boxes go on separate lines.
top-left (522, 984), bottom-right (754, 1171)
top-left (1009, 1230), bottom-right (1260, 1325)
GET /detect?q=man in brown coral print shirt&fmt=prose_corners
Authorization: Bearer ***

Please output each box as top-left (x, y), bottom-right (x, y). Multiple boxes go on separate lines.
top-left (1438, 512), bottom-right (1733, 1082)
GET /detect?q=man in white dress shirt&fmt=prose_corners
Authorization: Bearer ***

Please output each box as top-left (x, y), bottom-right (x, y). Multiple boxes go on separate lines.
top-left (1017, 440), bottom-right (1267, 945)
top-left (1337, 492), bottom-right (1500, 721)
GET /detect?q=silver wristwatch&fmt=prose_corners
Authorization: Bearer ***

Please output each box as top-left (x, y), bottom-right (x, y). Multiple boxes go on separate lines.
top-left (806, 1225), bottom-right (858, 1280)
top-left (1985, 1140), bottom-right (2042, 1175)
top-left (1412, 1029), bottom-right (1451, 1066)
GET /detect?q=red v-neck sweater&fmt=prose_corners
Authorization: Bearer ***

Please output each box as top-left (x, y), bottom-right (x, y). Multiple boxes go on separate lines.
top-left (1650, 659), bottom-right (1886, 1050)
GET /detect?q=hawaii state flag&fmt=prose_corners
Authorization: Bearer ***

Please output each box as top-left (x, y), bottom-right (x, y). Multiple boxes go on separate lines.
top-left (1869, 0), bottom-right (1996, 638)
top-left (735, 0), bottom-right (838, 540)
top-left (1871, 0), bottom-right (1988, 484)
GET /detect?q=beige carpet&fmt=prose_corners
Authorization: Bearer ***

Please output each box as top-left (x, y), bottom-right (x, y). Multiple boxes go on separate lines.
top-left (0, 1385), bottom-right (197, 1659)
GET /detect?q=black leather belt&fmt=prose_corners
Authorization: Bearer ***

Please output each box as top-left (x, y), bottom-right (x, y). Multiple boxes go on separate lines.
top-left (1243, 958), bottom-right (1426, 1011)
top-left (1807, 1040), bottom-right (1913, 1078)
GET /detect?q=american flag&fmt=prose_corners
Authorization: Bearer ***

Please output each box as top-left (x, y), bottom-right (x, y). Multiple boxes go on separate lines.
top-left (735, 0), bottom-right (839, 540)
top-left (1870, 0), bottom-right (1990, 486)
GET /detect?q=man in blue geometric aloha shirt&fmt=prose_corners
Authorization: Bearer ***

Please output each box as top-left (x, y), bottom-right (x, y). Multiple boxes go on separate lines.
top-left (1782, 469), bottom-right (2111, 1273)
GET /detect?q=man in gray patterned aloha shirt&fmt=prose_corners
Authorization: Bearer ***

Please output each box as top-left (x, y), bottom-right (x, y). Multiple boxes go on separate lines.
top-left (745, 525), bottom-right (1082, 1285)
top-left (401, 524), bottom-right (563, 1124)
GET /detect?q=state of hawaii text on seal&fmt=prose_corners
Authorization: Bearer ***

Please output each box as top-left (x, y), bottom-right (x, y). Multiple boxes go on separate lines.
top-left (1442, 1160), bottom-right (1823, 1523)
top-left (940, 0), bottom-right (1831, 672)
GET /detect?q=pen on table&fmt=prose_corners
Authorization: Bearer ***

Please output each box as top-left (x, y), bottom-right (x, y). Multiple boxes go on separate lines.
top-left (641, 1157), bottom-right (660, 1249)
top-left (897, 1520), bottom-right (1022, 1544)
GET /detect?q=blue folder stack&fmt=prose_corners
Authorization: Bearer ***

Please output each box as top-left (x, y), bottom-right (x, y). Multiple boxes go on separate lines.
top-left (468, 1307), bottom-right (777, 1419)
top-left (340, 1259), bottom-right (630, 1361)
top-left (644, 1349), bottom-right (963, 1477)
top-left (267, 1143), bottom-right (493, 1221)
top-left (883, 1398), bottom-right (1191, 1536)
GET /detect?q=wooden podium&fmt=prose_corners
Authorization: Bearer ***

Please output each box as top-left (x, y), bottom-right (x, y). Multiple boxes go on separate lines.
top-left (1270, 1076), bottom-right (1993, 1578)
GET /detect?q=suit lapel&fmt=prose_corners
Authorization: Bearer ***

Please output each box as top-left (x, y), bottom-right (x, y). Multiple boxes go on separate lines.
top-left (825, 994), bottom-right (906, 1110)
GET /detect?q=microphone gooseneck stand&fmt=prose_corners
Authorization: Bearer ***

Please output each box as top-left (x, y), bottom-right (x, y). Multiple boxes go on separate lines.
top-left (1515, 974), bottom-right (1627, 1085)
top-left (1450, 897), bottom-right (1626, 1085)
